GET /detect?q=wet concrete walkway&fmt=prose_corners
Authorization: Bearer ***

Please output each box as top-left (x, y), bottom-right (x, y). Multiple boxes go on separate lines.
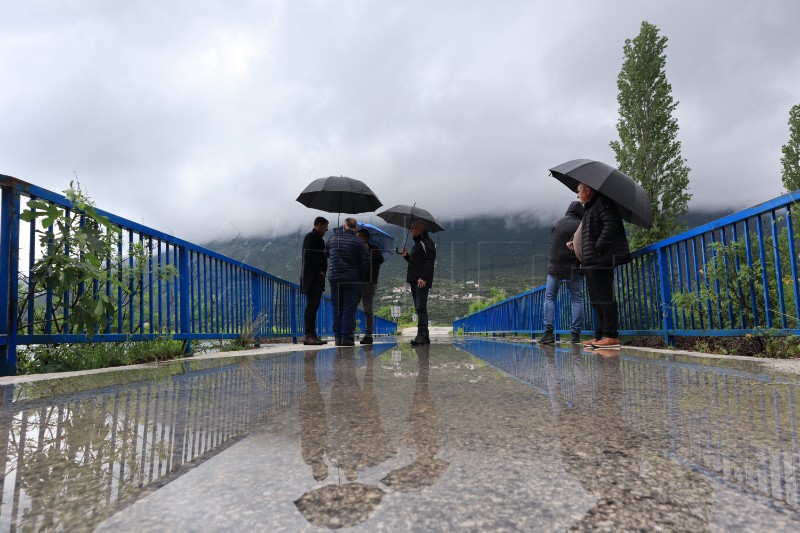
top-left (3, 339), bottom-right (800, 531)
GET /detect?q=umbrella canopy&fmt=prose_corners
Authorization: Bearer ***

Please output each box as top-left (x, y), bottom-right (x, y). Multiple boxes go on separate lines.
top-left (294, 482), bottom-right (386, 529)
top-left (296, 176), bottom-right (382, 214)
top-left (380, 458), bottom-right (449, 492)
top-left (376, 204), bottom-right (445, 233)
top-left (549, 159), bottom-right (653, 228)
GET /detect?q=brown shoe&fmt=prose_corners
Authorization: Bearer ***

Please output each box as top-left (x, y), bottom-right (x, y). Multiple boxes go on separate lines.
top-left (303, 337), bottom-right (324, 346)
top-left (590, 337), bottom-right (620, 348)
top-left (583, 339), bottom-right (600, 347)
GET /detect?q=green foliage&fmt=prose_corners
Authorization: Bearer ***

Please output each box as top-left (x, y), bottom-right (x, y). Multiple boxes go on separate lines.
top-left (19, 180), bottom-right (178, 340)
top-left (781, 103), bottom-right (800, 192)
top-left (16, 337), bottom-right (186, 374)
top-left (610, 21), bottom-right (691, 249)
top-left (467, 287), bottom-right (507, 315)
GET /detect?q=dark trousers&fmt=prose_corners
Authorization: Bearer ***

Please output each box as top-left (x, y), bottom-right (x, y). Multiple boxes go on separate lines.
top-left (410, 283), bottom-right (430, 337)
top-left (584, 268), bottom-right (618, 339)
top-left (330, 280), bottom-right (361, 342)
top-left (303, 286), bottom-right (324, 337)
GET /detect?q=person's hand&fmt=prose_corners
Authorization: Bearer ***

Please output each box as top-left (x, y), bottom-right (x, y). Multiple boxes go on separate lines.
top-left (566, 240), bottom-right (574, 251)
top-left (400, 247), bottom-right (408, 257)
top-left (417, 278), bottom-right (427, 288)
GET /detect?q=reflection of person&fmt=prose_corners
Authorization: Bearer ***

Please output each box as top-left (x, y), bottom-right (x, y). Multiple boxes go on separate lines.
top-left (401, 220), bottom-right (436, 345)
top-left (575, 182), bottom-right (630, 349)
top-left (299, 351), bottom-right (328, 481)
top-left (357, 228), bottom-right (385, 345)
top-left (540, 201), bottom-right (584, 345)
top-left (549, 353), bottom-right (712, 530)
top-left (380, 344), bottom-right (448, 492)
top-left (301, 217), bottom-right (329, 345)
top-left (327, 348), bottom-right (395, 481)
top-left (326, 218), bottom-right (369, 346)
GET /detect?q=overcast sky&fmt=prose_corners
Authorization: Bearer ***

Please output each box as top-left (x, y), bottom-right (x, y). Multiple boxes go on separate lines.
top-left (2, 0), bottom-right (799, 243)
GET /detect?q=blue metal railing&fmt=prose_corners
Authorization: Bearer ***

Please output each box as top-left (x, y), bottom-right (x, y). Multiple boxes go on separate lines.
top-left (0, 176), bottom-right (396, 375)
top-left (454, 190), bottom-right (800, 342)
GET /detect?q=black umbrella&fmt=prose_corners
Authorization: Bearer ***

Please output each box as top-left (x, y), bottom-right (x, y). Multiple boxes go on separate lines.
top-left (376, 204), bottom-right (445, 233)
top-left (294, 482), bottom-right (386, 529)
top-left (549, 159), bottom-right (653, 228)
top-left (296, 176), bottom-right (383, 214)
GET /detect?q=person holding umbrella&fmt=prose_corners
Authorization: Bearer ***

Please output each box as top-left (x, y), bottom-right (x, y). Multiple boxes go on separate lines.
top-left (571, 182), bottom-right (631, 348)
top-left (356, 228), bottom-right (385, 345)
top-left (301, 216), bottom-right (329, 345)
top-left (401, 219), bottom-right (437, 345)
top-left (326, 218), bottom-right (369, 346)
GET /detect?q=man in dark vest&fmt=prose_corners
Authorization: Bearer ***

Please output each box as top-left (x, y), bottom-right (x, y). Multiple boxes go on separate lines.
top-left (300, 216), bottom-right (329, 345)
top-left (326, 218), bottom-right (369, 346)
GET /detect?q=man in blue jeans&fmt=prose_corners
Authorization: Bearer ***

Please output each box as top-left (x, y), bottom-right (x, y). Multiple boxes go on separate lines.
top-left (540, 201), bottom-right (584, 344)
top-left (326, 218), bottom-right (369, 346)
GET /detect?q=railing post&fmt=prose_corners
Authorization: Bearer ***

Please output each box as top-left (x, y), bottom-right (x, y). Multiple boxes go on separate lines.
top-left (0, 186), bottom-right (20, 376)
top-left (178, 246), bottom-right (191, 354)
top-left (290, 287), bottom-right (298, 344)
top-left (657, 246), bottom-right (675, 346)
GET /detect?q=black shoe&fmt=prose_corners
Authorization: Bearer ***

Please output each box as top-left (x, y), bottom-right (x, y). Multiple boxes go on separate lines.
top-left (339, 338), bottom-right (355, 346)
top-left (360, 336), bottom-right (373, 345)
top-left (303, 337), bottom-right (324, 346)
top-left (539, 329), bottom-right (555, 345)
top-left (571, 332), bottom-right (581, 344)
top-left (334, 337), bottom-right (342, 346)
top-left (410, 336), bottom-right (425, 345)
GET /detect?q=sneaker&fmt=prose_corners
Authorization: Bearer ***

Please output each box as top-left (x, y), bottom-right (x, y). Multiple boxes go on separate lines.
top-left (360, 336), bottom-right (373, 345)
top-left (538, 329), bottom-right (555, 345)
top-left (571, 332), bottom-right (581, 344)
top-left (590, 337), bottom-right (620, 348)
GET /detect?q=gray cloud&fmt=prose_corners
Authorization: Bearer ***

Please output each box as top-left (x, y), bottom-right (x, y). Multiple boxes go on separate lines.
top-left (1, 0), bottom-right (799, 243)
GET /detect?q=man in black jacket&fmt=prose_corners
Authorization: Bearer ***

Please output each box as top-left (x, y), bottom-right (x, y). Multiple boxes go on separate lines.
top-left (301, 216), bottom-right (329, 345)
top-left (540, 201), bottom-right (584, 345)
top-left (357, 228), bottom-right (384, 345)
top-left (401, 220), bottom-right (436, 345)
top-left (326, 218), bottom-right (369, 346)
top-left (575, 183), bottom-right (630, 349)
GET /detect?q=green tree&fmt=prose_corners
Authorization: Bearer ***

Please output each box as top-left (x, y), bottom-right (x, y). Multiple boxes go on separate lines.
top-left (781, 103), bottom-right (800, 192)
top-left (610, 21), bottom-right (692, 250)
top-left (467, 287), bottom-right (507, 315)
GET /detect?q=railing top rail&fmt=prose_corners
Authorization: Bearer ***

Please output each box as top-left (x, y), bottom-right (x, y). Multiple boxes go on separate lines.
top-left (634, 189), bottom-right (800, 256)
top-left (1, 174), bottom-right (294, 286)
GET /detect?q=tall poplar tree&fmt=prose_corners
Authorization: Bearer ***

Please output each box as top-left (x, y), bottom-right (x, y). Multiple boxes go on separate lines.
top-left (610, 21), bottom-right (691, 249)
top-left (781, 103), bottom-right (800, 192)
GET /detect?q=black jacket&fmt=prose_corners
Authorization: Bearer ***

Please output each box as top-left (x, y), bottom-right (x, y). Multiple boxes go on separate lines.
top-left (580, 194), bottom-right (631, 269)
top-left (404, 232), bottom-right (436, 286)
top-left (326, 229), bottom-right (369, 282)
top-left (300, 228), bottom-right (327, 294)
top-left (366, 243), bottom-right (384, 284)
top-left (547, 201), bottom-right (584, 279)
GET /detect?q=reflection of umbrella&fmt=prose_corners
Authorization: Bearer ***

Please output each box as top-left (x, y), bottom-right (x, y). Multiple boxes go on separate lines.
top-left (380, 458), bottom-right (449, 492)
top-left (549, 159), bottom-right (652, 228)
top-left (294, 483), bottom-right (386, 529)
top-left (297, 176), bottom-right (382, 214)
top-left (376, 204), bottom-right (445, 233)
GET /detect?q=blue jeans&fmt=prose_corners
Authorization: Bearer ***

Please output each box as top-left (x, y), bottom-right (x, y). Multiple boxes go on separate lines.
top-left (330, 280), bottom-right (362, 342)
top-left (543, 274), bottom-right (584, 333)
top-left (410, 283), bottom-right (430, 336)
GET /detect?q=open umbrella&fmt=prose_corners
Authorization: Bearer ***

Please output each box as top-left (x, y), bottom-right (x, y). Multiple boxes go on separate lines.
top-left (294, 482), bottom-right (386, 529)
top-left (377, 204), bottom-right (445, 233)
top-left (549, 159), bottom-right (652, 228)
top-left (296, 176), bottom-right (382, 214)
top-left (359, 223), bottom-right (395, 261)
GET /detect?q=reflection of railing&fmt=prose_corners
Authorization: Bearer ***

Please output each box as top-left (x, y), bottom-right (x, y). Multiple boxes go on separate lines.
top-left (454, 190), bottom-right (800, 342)
top-left (622, 354), bottom-right (800, 511)
top-left (0, 176), bottom-right (396, 376)
top-left (456, 338), bottom-right (800, 513)
top-left (0, 353), bottom-right (303, 531)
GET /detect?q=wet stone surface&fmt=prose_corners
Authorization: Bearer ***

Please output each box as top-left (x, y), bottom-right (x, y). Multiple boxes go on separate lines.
top-left (2, 339), bottom-right (800, 531)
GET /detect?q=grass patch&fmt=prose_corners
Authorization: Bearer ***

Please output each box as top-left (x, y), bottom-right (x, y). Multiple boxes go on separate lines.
top-left (17, 337), bottom-right (187, 375)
